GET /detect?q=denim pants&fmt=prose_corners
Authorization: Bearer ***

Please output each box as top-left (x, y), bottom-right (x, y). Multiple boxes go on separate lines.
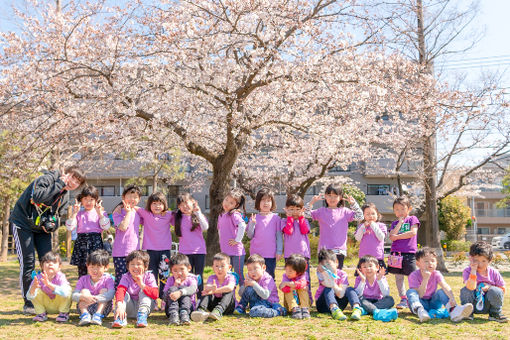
top-left (407, 289), bottom-right (449, 313)
top-left (360, 296), bottom-right (395, 314)
top-left (316, 287), bottom-right (360, 313)
top-left (460, 286), bottom-right (503, 316)
top-left (230, 255), bottom-right (245, 286)
top-left (238, 286), bottom-right (282, 318)
top-left (264, 258), bottom-right (277, 279)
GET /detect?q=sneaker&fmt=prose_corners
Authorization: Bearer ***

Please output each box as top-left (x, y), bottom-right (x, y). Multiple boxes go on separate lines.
top-left (331, 307), bottom-right (347, 321)
top-left (350, 306), bottom-right (362, 321)
top-left (276, 305), bottom-right (287, 317)
top-left (78, 312), bottom-right (91, 326)
top-left (396, 298), bottom-right (408, 309)
top-left (450, 304), bottom-right (473, 322)
top-left (56, 312), bottom-right (69, 323)
top-left (488, 314), bottom-right (508, 323)
top-left (168, 311), bottom-right (180, 326)
top-left (233, 306), bottom-right (246, 315)
top-left (33, 313), bottom-right (48, 322)
top-left (191, 309), bottom-right (209, 322)
top-left (179, 310), bottom-right (191, 326)
top-left (373, 308), bottom-right (398, 322)
top-left (291, 307), bottom-right (302, 319)
top-left (208, 307), bottom-right (223, 321)
top-left (112, 317), bottom-right (127, 328)
top-left (417, 307), bottom-right (431, 323)
top-left (23, 304), bottom-right (36, 315)
top-left (90, 313), bottom-right (104, 326)
top-left (301, 308), bottom-right (311, 319)
top-left (136, 312), bottom-right (148, 327)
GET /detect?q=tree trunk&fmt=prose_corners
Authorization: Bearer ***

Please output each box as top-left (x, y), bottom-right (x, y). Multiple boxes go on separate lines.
top-left (1, 196), bottom-right (11, 262)
top-left (153, 172), bottom-right (159, 193)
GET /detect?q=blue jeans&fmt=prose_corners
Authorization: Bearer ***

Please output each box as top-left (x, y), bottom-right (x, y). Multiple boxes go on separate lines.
top-left (407, 289), bottom-right (449, 313)
top-left (316, 287), bottom-right (360, 313)
top-left (460, 286), bottom-right (503, 316)
top-left (239, 286), bottom-right (282, 318)
top-left (264, 258), bottom-right (277, 279)
top-left (230, 255), bottom-right (245, 286)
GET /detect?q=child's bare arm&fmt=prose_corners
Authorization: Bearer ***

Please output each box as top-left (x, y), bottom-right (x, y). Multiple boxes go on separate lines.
top-left (391, 225), bottom-right (418, 241)
top-left (213, 282), bottom-right (235, 294)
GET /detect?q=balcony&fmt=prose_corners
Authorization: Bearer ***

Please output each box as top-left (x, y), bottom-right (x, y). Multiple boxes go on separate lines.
top-left (363, 159), bottom-right (420, 178)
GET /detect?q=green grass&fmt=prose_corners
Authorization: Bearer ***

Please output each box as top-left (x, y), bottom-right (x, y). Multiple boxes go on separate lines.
top-left (0, 258), bottom-right (508, 339)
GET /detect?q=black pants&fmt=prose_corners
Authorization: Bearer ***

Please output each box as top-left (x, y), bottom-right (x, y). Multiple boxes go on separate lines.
top-left (147, 249), bottom-right (171, 299)
top-left (198, 291), bottom-right (235, 315)
top-left (186, 254), bottom-right (205, 298)
top-left (164, 286), bottom-right (193, 316)
top-left (12, 223), bottom-right (52, 306)
top-left (336, 254), bottom-right (345, 269)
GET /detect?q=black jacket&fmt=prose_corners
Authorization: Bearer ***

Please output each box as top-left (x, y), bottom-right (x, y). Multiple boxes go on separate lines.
top-left (10, 170), bottom-right (70, 231)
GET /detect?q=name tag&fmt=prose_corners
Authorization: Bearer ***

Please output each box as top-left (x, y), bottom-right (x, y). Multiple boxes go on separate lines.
top-left (399, 223), bottom-right (410, 233)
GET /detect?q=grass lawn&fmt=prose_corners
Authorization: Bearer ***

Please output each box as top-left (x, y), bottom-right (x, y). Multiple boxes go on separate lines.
top-left (0, 258), bottom-right (508, 339)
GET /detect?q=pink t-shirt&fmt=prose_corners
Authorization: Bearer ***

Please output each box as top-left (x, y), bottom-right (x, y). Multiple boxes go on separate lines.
top-left (408, 269), bottom-right (444, 300)
top-left (75, 209), bottom-right (109, 234)
top-left (118, 271), bottom-right (158, 301)
top-left (250, 213), bottom-right (281, 258)
top-left (75, 273), bottom-right (115, 295)
top-left (280, 219), bottom-right (310, 259)
top-left (462, 266), bottom-right (506, 288)
top-left (357, 222), bottom-right (387, 260)
top-left (256, 271), bottom-right (279, 304)
top-left (207, 273), bottom-right (237, 298)
top-left (178, 214), bottom-right (207, 255)
top-left (315, 268), bottom-right (349, 301)
top-left (354, 276), bottom-right (386, 300)
top-left (163, 274), bottom-right (198, 307)
top-left (36, 271), bottom-right (69, 300)
top-left (112, 209), bottom-right (142, 257)
top-left (389, 215), bottom-right (420, 253)
top-left (137, 208), bottom-right (173, 251)
top-left (218, 212), bottom-right (246, 256)
top-left (311, 207), bottom-right (355, 252)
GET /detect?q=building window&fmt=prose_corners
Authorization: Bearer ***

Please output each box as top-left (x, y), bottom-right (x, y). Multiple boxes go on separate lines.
top-left (367, 184), bottom-right (390, 196)
top-left (498, 227), bottom-right (507, 234)
top-left (477, 227), bottom-right (489, 235)
top-left (329, 164), bottom-right (350, 173)
top-left (98, 186), bottom-right (116, 196)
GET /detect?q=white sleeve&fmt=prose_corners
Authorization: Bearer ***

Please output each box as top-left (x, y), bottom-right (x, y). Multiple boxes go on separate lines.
top-left (99, 216), bottom-right (111, 230)
top-left (65, 217), bottom-right (77, 231)
top-left (355, 281), bottom-right (366, 297)
top-left (246, 220), bottom-right (256, 239)
top-left (377, 278), bottom-right (390, 297)
top-left (351, 201), bottom-right (364, 221)
top-left (234, 221), bottom-right (247, 243)
top-left (196, 212), bottom-right (209, 231)
top-left (371, 222), bottom-right (386, 242)
top-left (354, 224), bottom-right (365, 242)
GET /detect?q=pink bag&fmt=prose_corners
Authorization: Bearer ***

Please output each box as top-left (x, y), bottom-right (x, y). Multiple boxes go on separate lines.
top-left (388, 252), bottom-right (403, 269)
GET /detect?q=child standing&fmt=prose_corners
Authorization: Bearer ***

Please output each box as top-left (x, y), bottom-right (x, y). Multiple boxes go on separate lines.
top-left (315, 249), bottom-right (363, 321)
top-left (112, 185), bottom-right (143, 288)
top-left (308, 184), bottom-right (363, 269)
top-left (66, 185), bottom-right (110, 278)
top-left (234, 254), bottom-right (285, 317)
top-left (72, 249), bottom-right (115, 326)
top-left (354, 203), bottom-right (387, 271)
top-left (354, 255), bottom-right (397, 322)
top-left (191, 253), bottom-right (237, 322)
top-left (246, 188), bottom-right (283, 279)
top-left (27, 251), bottom-right (72, 323)
top-left (407, 247), bottom-right (473, 322)
top-left (387, 196), bottom-right (419, 309)
top-left (460, 241), bottom-right (507, 322)
top-left (217, 189), bottom-right (247, 287)
top-left (280, 254), bottom-right (310, 319)
top-left (163, 253), bottom-right (198, 326)
top-left (112, 250), bottom-right (158, 328)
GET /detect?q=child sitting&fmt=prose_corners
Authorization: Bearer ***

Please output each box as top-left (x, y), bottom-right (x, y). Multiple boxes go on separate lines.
top-left (234, 254), bottom-right (285, 318)
top-left (191, 253), bottom-right (237, 322)
top-left (163, 253), bottom-right (198, 326)
top-left (280, 254), bottom-right (311, 319)
top-left (72, 249), bottom-right (115, 326)
top-left (460, 241), bottom-right (507, 323)
top-left (27, 251), bottom-right (72, 323)
top-left (354, 255), bottom-right (397, 322)
top-left (315, 248), bottom-right (363, 321)
top-left (112, 250), bottom-right (158, 328)
top-left (407, 247), bottom-right (473, 323)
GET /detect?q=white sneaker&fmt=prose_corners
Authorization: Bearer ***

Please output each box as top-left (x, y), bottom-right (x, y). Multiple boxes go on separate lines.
top-left (417, 307), bottom-right (431, 323)
top-left (450, 304), bottom-right (474, 322)
top-left (191, 309), bottom-right (209, 322)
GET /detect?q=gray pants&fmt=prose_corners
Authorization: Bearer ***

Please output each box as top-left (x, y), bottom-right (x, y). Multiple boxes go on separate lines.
top-left (124, 291), bottom-right (156, 318)
top-left (460, 286), bottom-right (503, 316)
top-left (360, 296), bottom-right (395, 315)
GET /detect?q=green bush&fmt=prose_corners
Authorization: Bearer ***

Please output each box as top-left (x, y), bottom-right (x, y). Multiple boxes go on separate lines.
top-left (442, 239), bottom-right (471, 252)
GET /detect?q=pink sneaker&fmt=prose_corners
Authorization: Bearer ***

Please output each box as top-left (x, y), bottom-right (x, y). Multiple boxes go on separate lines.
top-left (33, 313), bottom-right (48, 322)
top-left (56, 312), bottom-right (69, 322)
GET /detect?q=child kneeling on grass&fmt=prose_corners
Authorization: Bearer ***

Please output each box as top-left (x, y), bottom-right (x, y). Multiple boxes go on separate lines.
top-left (112, 250), bottom-right (158, 328)
top-left (280, 254), bottom-right (311, 319)
top-left (407, 247), bottom-right (473, 323)
top-left (234, 254), bottom-right (285, 318)
top-left (191, 252), bottom-right (237, 322)
top-left (27, 251), bottom-right (72, 323)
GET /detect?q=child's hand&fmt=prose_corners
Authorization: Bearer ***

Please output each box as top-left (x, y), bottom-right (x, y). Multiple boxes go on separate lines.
top-left (470, 258), bottom-right (478, 272)
top-left (39, 272), bottom-right (51, 287)
top-left (345, 195), bottom-right (356, 206)
top-left (173, 277), bottom-right (182, 286)
top-left (448, 297), bottom-right (457, 308)
top-left (95, 200), bottom-right (105, 215)
top-left (250, 214), bottom-right (256, 224)
top-left (481, 284), bottom-right (491, 292)
top-left (71, 199), bottom-right (81, 216)
top-left (310, 194), bottom-right (323, 205)
top-left (30, 276), bottom-right (40, 293)
top-left (169, 290), bottom-right (182, 301)
top-left (228, 239), bottom-right (239, 246)
top-left (133, 274), bottom-right (145, 289)
top-left (80, 291), bottom-right (98, 305)
top-left (376, 268), bottom-right (385, 281)
top-left (422, 270), bottom-right (432, 281)
top-left (192, 200), bottom-right (201, 213)
top-left (122, 200), bottom-right (134, 213)
top-left (115, 301), bottom-right (126, 320)
top-left (244, 278), bottom-right (254, 287)
top-left (356, 269), bottom-right (366, 282)
top-left (203, 284), bottom-right (215, 295)
top-left (283, 207), bottom-right (290, 217)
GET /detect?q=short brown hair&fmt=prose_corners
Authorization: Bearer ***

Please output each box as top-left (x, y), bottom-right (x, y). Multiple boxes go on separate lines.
top-left (393, 196), bottom-right (411, 209)
top-left (285, 254), bottom-right (307, 276)
top-left (213, 252), bottom-right (230, 264)
top-left (254, 188), bottom-right (276, 211)
top-left (362, 203), bottom-right (381, 222)
top-left (65, 165), bottom-right (86, 185)
top-left (246, 254), bottom-right (265, 266)
top-left (126, 250), bottom-right (150, 267)
top-left (415, 247), bottom-right (437, 261)
top-left (285, 194), bottom-right (304, 208)
top-left (469, 241), bottom-right (493, 261)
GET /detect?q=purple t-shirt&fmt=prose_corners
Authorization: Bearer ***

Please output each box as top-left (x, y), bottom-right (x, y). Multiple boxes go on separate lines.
top-left (163, 274), bottom-right (198, 308)
top-left (315, 268), bottom-right (349, 301)
top-left (462, 266), bottom-right (506, 288)
top-left (357, 222), bottom-right (387, 260)
top-left (250, 213), bottom-right (281, 258)
top-left (408, 269), bottom-right (444, 300)
top-left (311, 207), bottom-right (355, 252)
top-left (389, 215), bottom-right (420, 253)
top-left (207, 273), bottom-right (237, 298)
top-left (354, 276), bottom-right (387, 300)
top-left (112, 209), bottom-right (142, 257)
top-left (137, 208), bottom-right (173, 251)
top-left (280, 218), bottom-right (311, 259)
top-left (256, 271), bottom-right (279, 304)
top-left (218, 212), bottom-right (246, 256)
top-left (75, 273), bottom-right (115, 295)
top-left (178, 214), bottom-right (207, 255)
top-left (36, 271), bottom-right (69, 300)
top-left (118, 271), bottom-right (158, 301)
top-left (75, 209), bottom-right (109, 234)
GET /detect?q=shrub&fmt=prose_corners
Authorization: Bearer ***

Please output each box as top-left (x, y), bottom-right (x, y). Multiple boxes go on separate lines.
top-left (452, 252), bottom-right (467, 266)
top-left (442, 240), bottom-right (471, 252)
top-left (438, 195), bottom-right (471, 240)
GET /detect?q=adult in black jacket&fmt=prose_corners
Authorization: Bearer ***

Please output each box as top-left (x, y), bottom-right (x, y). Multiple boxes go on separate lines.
top-left (10, 166), bottom-right (85, 314)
